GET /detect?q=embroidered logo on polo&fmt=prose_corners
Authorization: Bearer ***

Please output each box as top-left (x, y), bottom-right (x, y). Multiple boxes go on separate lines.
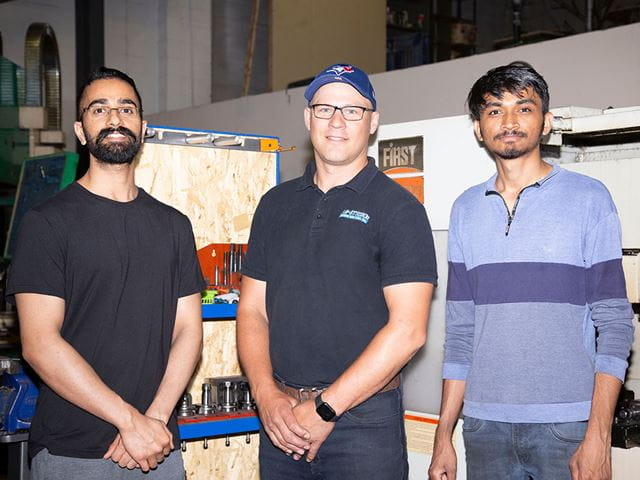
top-left (327, 65), bottom-right (354, 76)
top-left (339, 209), bottom-right (370, 224)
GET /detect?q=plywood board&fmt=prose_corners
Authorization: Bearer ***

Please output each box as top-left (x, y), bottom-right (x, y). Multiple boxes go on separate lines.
top-left (135, 143), bottom-right (277, 246)
top-left (187, 320), bottom-right (240, 396)
top-left (183, 433), bottom-right (260, 480)
top-left (181, 321), bottom-right (260, 479)
top-left (134, 141), bottom-right (277, 479)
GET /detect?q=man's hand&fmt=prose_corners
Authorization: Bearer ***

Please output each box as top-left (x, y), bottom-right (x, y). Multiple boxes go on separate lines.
top-left (237, 278), bottom-right (310, 456)
top-left (257, 388), bottom-right (310, 456)
top-left (428, 437), bottom-right (457, 480)
top-left (105, 411), bottom-right (173, 472)
top-left (569, 433), bottom-right (611, 480)
top-left (292, 399), bottom-right (335, 462)
top-left (104, 409), bottom-right (174, 470)
top-left (569, 373), bottom-right (621, 480)
top-left (104, 434), bottom-right (138, 470)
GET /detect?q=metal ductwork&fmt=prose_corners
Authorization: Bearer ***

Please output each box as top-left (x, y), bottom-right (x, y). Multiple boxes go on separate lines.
top-left (24, 23), bottom-right (61, 130)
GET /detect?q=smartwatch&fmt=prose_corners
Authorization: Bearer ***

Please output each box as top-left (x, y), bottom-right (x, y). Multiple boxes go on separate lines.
top-left (315, 393), bottom-right (338, 422)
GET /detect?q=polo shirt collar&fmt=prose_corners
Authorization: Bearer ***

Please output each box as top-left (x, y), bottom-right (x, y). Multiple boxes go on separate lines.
top-left (296, 157), bottom-right (378, 194)
top-left (297, 162), bottom-right (316, 191)
top-left (484, 160), bottom-right (562, 194)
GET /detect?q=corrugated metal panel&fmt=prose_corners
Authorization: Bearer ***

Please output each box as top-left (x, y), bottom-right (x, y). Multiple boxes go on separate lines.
top-left (24, 23), bottom-right (61, 129)
top-left (0, 57), bottom-right (18, 106)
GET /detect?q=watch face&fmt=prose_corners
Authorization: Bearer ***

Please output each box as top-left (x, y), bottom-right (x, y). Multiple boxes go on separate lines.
top-left (316, 401), bottom-right (336, 421)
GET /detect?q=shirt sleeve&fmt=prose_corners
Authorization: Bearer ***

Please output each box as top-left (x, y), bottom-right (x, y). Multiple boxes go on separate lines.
top-left (442, 201), bottom-right (475, 381)
top-left (176, 214), bottom-right (206, 298)
top-left (241, 194), bottom-right (271, 281)
top-left (5, 210), bottom-right (66, 304)
top-left (378, 199), bottom-right (438, 287)
top-left (584, 209), bottom-right (634, 382)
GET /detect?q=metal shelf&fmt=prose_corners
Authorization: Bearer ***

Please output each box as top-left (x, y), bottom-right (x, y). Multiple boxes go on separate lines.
top-left (201, 303), bottom-right (237, 319)
top-left (178, 412), bottom-right (260, 440)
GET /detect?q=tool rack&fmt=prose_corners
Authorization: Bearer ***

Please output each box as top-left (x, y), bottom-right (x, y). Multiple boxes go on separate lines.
top-left (176, 304), bottom-right (261, 445)
top-left (133, 126), bottom-right (278, 478)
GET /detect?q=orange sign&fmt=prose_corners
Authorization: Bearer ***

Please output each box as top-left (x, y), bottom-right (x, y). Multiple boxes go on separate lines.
top-left (392, 176), bottom-right (424, 204)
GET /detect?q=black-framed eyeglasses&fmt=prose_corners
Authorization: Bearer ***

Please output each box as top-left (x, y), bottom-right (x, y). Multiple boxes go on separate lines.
top-left (81, 104), bottom-right (140, 119)
top-left (310, 104), bottom-right (374, 121)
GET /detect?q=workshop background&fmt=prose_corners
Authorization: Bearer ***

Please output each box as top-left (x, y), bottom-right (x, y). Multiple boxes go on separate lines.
top-left (0, 1), bottom-right (639, 479)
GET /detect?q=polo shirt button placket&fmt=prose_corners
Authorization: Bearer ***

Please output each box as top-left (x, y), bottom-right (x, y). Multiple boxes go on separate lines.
top-left (317, 194), bottom-right (332, 219)
top-left (310, 194), bottom-right (330, 234)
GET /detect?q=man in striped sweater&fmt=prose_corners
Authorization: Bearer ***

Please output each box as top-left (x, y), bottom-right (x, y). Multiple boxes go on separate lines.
top-left (429, 63), bottom-right (634, 480)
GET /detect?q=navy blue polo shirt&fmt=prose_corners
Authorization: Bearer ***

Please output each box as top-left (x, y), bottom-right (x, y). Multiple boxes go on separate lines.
top-left (243, 158), bottom-right (437, 386)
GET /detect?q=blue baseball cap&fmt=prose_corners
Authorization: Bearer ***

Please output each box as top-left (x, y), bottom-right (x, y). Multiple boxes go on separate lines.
top-left (304, 63), bottom-right (377, 111)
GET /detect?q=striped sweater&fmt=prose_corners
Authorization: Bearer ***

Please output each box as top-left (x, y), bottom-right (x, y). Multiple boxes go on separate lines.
top-left (443, 162), bottom-right (634, 423)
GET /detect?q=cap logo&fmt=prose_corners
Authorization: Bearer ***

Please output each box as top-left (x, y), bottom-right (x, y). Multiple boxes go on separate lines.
top-left (327, 65), bottom-right (354, 76)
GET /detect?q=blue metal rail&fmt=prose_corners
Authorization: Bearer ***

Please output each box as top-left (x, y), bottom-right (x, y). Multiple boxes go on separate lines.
top-left (178, 413), bottom-right (260, 440)
top-left (201, 303), bottom-right (237, 319)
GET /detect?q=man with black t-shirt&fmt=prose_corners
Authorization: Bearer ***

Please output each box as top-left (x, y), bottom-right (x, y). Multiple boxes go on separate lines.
top-left (6, 67), bottom-right (205, 479)
top-left (237, 64), bottom-right (437, 479)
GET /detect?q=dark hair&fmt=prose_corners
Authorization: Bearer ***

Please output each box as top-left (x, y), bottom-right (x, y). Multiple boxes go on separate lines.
top-left (467, 62), bottom-right (549, 121)
top-left (77, 67), bottom-right (143, 120)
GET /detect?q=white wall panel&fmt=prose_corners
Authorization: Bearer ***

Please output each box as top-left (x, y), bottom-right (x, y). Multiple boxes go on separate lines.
top-left (149, 23), bottom-right (640, 182)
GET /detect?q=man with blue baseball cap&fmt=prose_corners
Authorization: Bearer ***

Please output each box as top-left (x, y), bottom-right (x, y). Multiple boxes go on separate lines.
top-left (303, 63), bottom-right (377, 110)
top-left (237, 63), bottom-right (437, 479)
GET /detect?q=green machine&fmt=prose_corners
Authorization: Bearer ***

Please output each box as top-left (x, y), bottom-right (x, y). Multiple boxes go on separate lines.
top-left (0, 55), bottom-right (77, 260)
top-left (0, 23), bottom-right (73, 259)
top-left (0, 56), bottom-right (28, 186)
top-left (3, 152), bottom-right (78, 259)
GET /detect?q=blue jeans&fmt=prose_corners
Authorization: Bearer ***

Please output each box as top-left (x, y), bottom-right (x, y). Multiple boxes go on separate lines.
top-left (259, 388), bottom-right (408, 480)
top-left (463, 416), bottom-right (588, 480)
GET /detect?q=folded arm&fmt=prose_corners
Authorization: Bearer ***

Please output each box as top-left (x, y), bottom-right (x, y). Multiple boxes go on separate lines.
top-left (146, 292), bottom-right (203, 423)
top-left (295, 282), bottom-right (434, 461)
top-left (236, 276), bottom-right (311, 457)
top-left (105, 292), bottom-right (203, 469)
top-left (17, 293), bottom-right (172, 472)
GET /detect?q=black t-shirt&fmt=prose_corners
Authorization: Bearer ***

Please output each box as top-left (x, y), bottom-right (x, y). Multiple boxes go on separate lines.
top-left (6, 183), bottom-right (205, 459)
top-left (242, 158), bottom-right (437, 386)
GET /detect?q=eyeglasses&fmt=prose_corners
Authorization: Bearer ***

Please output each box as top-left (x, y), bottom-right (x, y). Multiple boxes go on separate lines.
top-left (82, 104), bottom-right (140, 119)
top-left (310, 104), bottom-right (374, 121)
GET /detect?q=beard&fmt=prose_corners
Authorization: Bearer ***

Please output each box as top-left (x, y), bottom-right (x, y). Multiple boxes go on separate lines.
top-left (492, 129), bottom-right (541, 160)
top-left (84, 126), bottom-right (142, 165)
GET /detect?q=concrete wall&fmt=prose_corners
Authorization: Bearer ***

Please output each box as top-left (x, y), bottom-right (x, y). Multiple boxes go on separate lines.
top-left (0, 0), bottom-right (76, 150)
top-left (148, 22), bottom-right (640, 182)
top-left (105, 0), bottom-right (212, 114)
top-left (270, 0), bottom-right (386, 91)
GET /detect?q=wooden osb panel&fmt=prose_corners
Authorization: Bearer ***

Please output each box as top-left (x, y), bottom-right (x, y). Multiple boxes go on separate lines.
top-left (183, 433), bottom-right (260, 480)
top-left (187, 320), bottom-right (240, 397)
top-left (135, 143), bottom-right (277, 246)
top-left (182, 320), bottom-right (260, 479)
top-left (133, 142), bottom-right (275, 478)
